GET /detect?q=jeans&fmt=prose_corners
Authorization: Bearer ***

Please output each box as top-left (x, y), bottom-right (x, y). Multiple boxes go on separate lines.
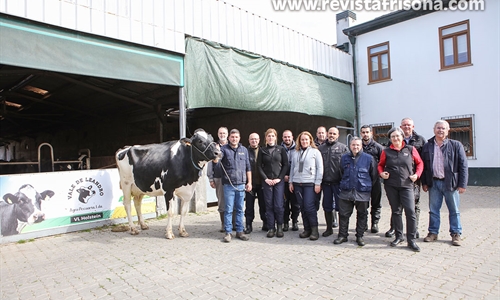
top-left (294, 184), bottom-right (318, 230)
top-left (428, 179), bottom-right (462, 235)
top-left (223, 184), bottom-right (245, 233)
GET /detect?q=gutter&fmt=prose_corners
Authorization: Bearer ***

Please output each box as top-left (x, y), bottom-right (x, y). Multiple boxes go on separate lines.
top-left (348, 35), bottom-right (360, 136)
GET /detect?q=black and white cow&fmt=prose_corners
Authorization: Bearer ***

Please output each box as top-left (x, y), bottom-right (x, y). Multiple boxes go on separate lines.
top-left (115, 129), bottom-right (220, 239)
top-left (1, 184), bottom-right (55, 236)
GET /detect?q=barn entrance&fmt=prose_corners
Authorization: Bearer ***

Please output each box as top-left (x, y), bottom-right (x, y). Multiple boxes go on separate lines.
top-left (0, 14), bottom-right (184, 171)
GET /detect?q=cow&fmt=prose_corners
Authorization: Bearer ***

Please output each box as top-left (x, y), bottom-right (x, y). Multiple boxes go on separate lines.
top-left (115, 129), bottom-right (221, 239)
top-left (1, 184), bottom-right (55, 236)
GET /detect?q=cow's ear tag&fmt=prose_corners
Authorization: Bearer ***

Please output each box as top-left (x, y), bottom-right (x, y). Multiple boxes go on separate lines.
top-left (4, 197), bottom-right (13, 204)
top-left (185, 142), bottom-right (191, 146)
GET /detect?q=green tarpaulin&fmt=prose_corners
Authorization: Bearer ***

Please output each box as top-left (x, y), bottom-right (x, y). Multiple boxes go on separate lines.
top-left (185, 37), bottom-right (355, 122)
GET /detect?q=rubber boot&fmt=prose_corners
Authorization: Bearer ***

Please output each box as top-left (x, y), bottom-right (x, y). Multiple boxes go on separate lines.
top-left (322, 212), bottom-right (334, 237)
top-left (309, 226), bottom-right (319, 241)
top-left (332, 211), bottom-right (339, 228)
top-left (219, 212), bottom-right (225, 233)
top-left (276, 224), bottom-right (284, 238)
top-left (299, 229), bottom-right (311, 238)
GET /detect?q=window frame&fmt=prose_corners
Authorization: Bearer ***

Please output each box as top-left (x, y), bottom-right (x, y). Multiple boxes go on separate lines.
top-left (442, 114), bottom-right (475, 158)
top-left (370, 122), bottom-right (394, 146)
top-left (367, 42), bottom-right (391, 83)
top-left (439, 20), bottom-right (472, 70)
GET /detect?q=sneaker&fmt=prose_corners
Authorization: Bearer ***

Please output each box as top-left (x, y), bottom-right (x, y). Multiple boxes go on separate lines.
top-left (451, 233), bottom-right (461, 246)
top-left (423, 233), bottom-right (438, 242)
top-left (223, 233), bottom-right (232, 243)
top-left (236, 232), bottom-right (249, 241)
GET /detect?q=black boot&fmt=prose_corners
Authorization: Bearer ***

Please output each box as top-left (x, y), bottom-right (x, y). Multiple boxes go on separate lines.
top-left (262, 222), bottom-right (268, 231)
top-left (299, 229), bottom-right (311, 238)
top-left (322, 212), bottom-right (334, 237)
top-left (267, 227), bottom-right (276, 238)
top-left (276, 224), bottom-right (284, 238)
top-left (371, 221), bottom-right (379, 233)
top-left (309, 226), bottom-right (319, 241)
top-left (332, 211), bottom-right (339, 228)
top-left (283, 222), bottom-right (289, 232)
top-left (244, 223), bottom-right (253, 234)
top-left (292, 221), bottom-right (299, 231)
top-left (385, 228), bottom-right (395, 238)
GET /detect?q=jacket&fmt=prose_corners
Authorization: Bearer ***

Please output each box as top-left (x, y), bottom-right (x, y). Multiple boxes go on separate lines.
top-left (289, 146), bottom-right (323, 185)
top-left (362, 139), bottom-right (384, 163)
top-left (378, 143), bottom-right (423, 188)
top-left (257, 145), bottom-right (289, 180)
top-left (220, 143), bottom-right (251, 185)
top-left (281, 141), bottom-right (296, 176)
top-left (421, 137), bottom-right (468, 191)
top-left (248, 145), bottom-right (261, 185)
top-left (339, 150), bottom-right (378, 202)
top-left (318, 140), bottom-right (348, 184)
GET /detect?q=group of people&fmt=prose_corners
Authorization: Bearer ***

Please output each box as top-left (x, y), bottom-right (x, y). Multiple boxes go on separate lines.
top-left (207, 118), bottom-right (468, 252)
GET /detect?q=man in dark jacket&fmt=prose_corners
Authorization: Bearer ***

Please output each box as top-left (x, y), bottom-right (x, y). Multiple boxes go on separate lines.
top-left (318, 127), bottom-right (348, 237)
top-left (385, 118), bottom-right (426, 238)
top-left (333, 137), bottom-right (378, 246)
top-left (281, 130), bottom-right (299, 231)
top-left (360, 125), bottom-right (384, 233)
top-left (421, 120), bottom-right (468, 246)
top-left (244, 133), bottom-right (266, 234)
top-left (220, 129), bottom-right (252, 243)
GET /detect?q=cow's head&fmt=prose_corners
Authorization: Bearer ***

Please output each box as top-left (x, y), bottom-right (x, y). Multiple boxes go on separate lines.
top-left (2, 184), bottom-right (54, 224)
top-left (190, 129), bottom-right (222, 164)
top-left (76, 186), bottom-right (96, 204)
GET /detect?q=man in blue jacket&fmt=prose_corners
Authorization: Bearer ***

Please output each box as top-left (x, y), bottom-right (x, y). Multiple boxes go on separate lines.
top-left (220, 129), bottom-right (252, 242)
top-left (421, 120), bottom-right (468, 246)
top-left (333, 137), bottom-right (378, 246)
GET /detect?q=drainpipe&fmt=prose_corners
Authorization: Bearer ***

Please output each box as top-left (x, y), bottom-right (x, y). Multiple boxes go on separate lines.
top-left (348, 35), bottom-right (360, 136)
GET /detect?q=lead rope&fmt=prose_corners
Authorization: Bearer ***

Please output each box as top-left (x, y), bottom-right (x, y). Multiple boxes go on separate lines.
top-left (219, 162), bottom-right (246, 192)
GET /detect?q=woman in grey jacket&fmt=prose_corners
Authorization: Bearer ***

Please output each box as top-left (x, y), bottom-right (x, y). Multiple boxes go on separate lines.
top-left (289, 131), bottom-right (324, 240)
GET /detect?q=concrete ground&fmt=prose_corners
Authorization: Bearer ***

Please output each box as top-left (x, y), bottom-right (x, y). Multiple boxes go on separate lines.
top-left (1, 186), bottom-right (499, 299)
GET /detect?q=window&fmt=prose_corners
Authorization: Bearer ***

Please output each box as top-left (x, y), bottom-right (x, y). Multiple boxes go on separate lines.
top-left (439, 20), bottom-right (472, 70)
top-left (367, 42), bottom-right (391, 83)
top-left (371, 123), bottom-right (393, 146)
top-left (442, 115), bottom-right (475, 157)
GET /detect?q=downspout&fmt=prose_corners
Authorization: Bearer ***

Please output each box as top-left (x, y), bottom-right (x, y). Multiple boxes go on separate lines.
top-left (179, 87), bottom-right (186, 138)
top-left (348, 34), bottom-right (360, 136)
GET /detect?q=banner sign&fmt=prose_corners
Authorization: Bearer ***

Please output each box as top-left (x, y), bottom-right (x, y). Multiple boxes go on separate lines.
top-left (0, 169), bottom-right (155, 237)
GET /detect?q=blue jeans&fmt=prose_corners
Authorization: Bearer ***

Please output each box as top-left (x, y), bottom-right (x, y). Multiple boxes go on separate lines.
top-left (428, 179), bottom-right (462, 235)
top-left (223, 184), bottom-right (245, 233)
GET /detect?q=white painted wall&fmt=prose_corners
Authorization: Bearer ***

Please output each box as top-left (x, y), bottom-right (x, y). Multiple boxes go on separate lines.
top-left (0, 0), bottom-right (353, 82)
top-left (353, 5), bottom-right (499, 168)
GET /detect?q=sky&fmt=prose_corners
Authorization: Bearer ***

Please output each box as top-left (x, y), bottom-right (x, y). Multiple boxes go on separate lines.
top-left (222, 0), bottom-right (389, 45)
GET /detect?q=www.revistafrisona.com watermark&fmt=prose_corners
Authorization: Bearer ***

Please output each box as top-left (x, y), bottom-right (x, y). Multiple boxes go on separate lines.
top-left (271, 0), bottom-right (485, 12)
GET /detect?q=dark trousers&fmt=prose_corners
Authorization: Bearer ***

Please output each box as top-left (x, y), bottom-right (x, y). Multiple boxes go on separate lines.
top-left (263, 180), bottom-right (285, 227)
top-left (294, 184), bottom-right (318, 230)
top-left (389, 182), bottom-right (421, 230)
top-left (315, 190), bottom-right (322, 211)
top-left (370, 178), bottom-right (382, 223)
top-left (384, 184), bottom-right (417, 241)
top-left (338, 198), bottom-right (369, 238)
top-left (245, 184), bottom-right (266, 225)
top-left (321, 183), bottom-right (340, 212)
top-left (284, 182), bottom-right (300, 223)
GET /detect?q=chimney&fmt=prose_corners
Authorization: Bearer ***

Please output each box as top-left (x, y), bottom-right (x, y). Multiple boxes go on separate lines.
top-left (336, 10), bottom-right (356, 53)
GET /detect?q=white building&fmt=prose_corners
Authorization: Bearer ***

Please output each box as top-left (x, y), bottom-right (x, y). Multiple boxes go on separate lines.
top-left (342, 3), bottom-right (499, 186)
